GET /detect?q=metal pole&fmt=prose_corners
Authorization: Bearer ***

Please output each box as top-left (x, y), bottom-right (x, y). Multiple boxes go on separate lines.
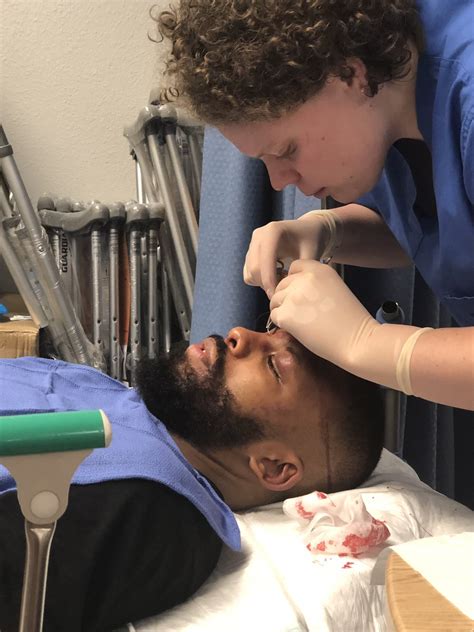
top-left (146, 132), bottom-right (194, 308)
top-left (18, 521), bottom-right (56, 632)
top-left (0, 217), bottom-right (48, 327)
top-left (160, 243), bottom-right (172, 355)
top-left (108, 203), bottom-right (125, 380)
top-left (164, 128), bottom-right (198, 255)
top-left (147, 205), bottom-right (164, 359)
top-left (187, 132), bottom-right (202, 204)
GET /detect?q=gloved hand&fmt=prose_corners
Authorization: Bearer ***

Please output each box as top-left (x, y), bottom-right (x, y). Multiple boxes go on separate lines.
top-left (269, 260), bottom-right (420, 390)
top-left (243, 210), bottom-right (343, 298)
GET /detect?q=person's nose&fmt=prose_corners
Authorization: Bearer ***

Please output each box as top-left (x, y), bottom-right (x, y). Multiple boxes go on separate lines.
top-left (262, 157), bottom-right (300, 191)
top-left (225, 327), bottom-right (256, 358)
top-left (225, 327), bottom-right (291, 357)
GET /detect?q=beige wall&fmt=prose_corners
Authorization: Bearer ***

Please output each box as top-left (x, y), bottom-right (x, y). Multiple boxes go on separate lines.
top-left (0, 0), bottom-right (170, 204)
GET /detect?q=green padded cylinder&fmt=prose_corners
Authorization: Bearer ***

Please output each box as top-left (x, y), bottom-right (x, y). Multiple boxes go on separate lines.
top-left (0, 410), bottom-right (109, 456)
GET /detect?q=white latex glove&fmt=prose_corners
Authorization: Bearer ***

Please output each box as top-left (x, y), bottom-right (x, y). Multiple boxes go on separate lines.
top-left (243, 210), bottom-right (342, 298)
top-left (269, 260), bottom-right (420, 390)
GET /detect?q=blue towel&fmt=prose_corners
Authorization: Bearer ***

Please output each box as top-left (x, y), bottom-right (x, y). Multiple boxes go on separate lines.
top-left (0, 357), bottom-right (240, 551)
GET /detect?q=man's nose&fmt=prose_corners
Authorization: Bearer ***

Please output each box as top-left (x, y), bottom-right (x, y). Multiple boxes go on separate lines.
top-left (225, 327), bottom-right (255, 358)
top-left (263, 157), bottom-right (300, 191)
top-left (225, 327), bottom-right (291, 357)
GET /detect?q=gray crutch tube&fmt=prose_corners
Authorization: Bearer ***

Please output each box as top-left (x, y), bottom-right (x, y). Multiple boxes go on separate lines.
top-left (187, 133), bottom-right (202, 202)
top-left (89, 202), bottom-right (110, 353)
top-left (135, 160), bottom-right (151, 329)
top-left (0, 125), bottom-right (94, 365)
top-left (174, 107), bottom-right (203, 214)
top-left (135, 160), bottom-right (146, 205)
top-left (134, 157), bottom-right (172, 354)
top-left (0, 173), bottom-right (14, 218)
top-left (0, 217), bottom-right (48, 327)
top-left (54, 199), bottom-right (75, 304)
top-left (159, 239), bottom-right (172, 354)
top-left (37, 196), bottom-right (60, 269)
top-left (108, 203), bottom-right (126, 379)
top-left (124, 111), bottom-right (191, 339)
top-left (145, 119), bottom-right (194, 309)
top-left (126, 203), bottom-right (149, 385)
top-left (159, 104), bottom-right (198, 256)
top-left (147, 203), bottom-right (165, 358)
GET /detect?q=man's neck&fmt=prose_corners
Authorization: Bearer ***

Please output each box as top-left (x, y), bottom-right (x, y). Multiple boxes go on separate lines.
top-left (171, 435), bottom-right (273, 511)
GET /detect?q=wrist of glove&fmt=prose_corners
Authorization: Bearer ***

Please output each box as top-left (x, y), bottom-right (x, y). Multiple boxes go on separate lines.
top-left (347, 320), bottom-right (433, 394)
top-left (297, 210), bottom-right (344, 263)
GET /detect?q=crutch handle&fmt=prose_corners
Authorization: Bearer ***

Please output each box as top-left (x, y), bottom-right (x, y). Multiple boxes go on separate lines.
top-left (39, 202), bottom-right (109, 233)
top-left (109, 201), bottom-right (126, 223)
top-left (148, 202), bottom-right (165, 223)
top-left (0, 409), bottom-right (112, 632)
top-left (125, 201), bottom-right (149, 226)
top-left (0, 409), bottom-right (112, 523)
top-left (37, 195), bottom-right (56, 212)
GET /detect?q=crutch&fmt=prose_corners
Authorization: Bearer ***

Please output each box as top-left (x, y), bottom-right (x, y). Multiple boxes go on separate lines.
top-left (0, 214), bottom-right (49, 329)
top-left (0, 171), bottom-right (14, 218)
top-left (176, 111), bottom-right (203, 216)
top-left (0, 125), bottom-right (97, 367)
top-left (125, 202), bottom-right (149, 385)
top-left (0, 409), bottom-right (112, 632)
top-left (134, 166), bottom-right (152, 358)
top-left (0, 175), bottom-right (50, 327)
top-left (38, 200), bottom-right (109, 367)
top-left (145, 109), bottom-right (196, 297)
top-left (108, 203), bottom-right (126, 379)
top-left (124, 110), bottom-right (192, 340)
top-left (135, 157), bottom-right (172, 355)
top-left (159, 236), bottom-right (172, 355)
top-left (146, 203), bottom-right (166, 359)
top-left (125, 106), bottom-right (195, 291)
top-left (147, 90), bottom-right (203, 216)
top-left (157, 104), bottom-right (198, 259)
top-left (37, 196), bottom-right (60, 267)
top-left (37, 197), bottom-right (80, 314)
top-left (89, 202), bottom-right (110, 355)
top-left (376, 301), bottom-right (405, 456)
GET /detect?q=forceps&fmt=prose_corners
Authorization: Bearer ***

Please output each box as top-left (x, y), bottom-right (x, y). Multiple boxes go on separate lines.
top-left (266, 259), bottom-right (285, 333)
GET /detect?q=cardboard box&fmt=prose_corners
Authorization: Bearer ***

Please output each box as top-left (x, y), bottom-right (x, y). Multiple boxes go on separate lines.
top-left (0, 293), bottom-right (40, 358)
top-left (0, 319), bottom-right (39, 358)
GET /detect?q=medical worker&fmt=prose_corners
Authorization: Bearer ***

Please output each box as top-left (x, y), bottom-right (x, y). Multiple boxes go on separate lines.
top-left (156, 0), bottom-right (474, 410)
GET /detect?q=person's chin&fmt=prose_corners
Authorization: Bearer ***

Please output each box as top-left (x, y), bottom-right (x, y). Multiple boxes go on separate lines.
top-left (329, 186), bottom-right (364, 205)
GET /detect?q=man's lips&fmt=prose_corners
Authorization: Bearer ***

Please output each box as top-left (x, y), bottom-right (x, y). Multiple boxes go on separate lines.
top-left (186, 337), bottom-right (217, 372)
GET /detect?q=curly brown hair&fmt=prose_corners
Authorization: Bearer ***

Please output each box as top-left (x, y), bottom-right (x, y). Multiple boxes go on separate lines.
top-left (152, 0), bottom-right (424, 124)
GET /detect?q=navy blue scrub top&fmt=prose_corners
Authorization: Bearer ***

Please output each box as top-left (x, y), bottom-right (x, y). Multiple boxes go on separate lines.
top-left (357, 0), bottom-right (474, 326)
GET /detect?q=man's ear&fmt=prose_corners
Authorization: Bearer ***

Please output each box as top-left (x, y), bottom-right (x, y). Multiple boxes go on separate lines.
top-left (247, 441), bottom-right (304, 492)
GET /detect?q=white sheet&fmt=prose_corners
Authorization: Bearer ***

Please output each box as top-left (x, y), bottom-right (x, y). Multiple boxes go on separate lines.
top-left (134, 450), bottom-right (474, 632)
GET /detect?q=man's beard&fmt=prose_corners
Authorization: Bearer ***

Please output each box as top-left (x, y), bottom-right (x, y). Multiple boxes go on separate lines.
top-left (135, 335), bottom-right (265, 450)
